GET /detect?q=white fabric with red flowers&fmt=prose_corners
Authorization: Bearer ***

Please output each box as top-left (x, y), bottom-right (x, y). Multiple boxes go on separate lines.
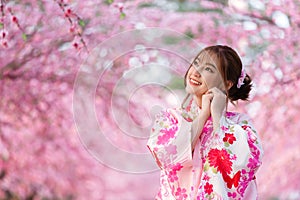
top-left (147, 99), bottom-right (263, 200)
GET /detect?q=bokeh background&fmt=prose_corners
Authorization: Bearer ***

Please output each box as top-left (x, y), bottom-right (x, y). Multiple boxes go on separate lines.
top-left (0, 0), bottom-right (300, 199)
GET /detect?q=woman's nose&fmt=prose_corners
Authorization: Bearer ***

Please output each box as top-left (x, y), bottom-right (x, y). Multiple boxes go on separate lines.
top-left (194, 71), bottom-right (201, 77)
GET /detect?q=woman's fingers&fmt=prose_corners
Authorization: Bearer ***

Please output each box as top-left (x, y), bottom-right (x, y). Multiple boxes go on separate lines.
top-left (208, 87), bottom-right (225, 96)
top-left (207, 87), bottom-right (226, 119)
top-left (202, 93), bottom-right (214, 102)
top-left (201, 93), bottom-right (213, 117)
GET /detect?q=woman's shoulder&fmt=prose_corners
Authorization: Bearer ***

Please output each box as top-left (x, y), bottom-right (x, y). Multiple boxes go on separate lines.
top-left (225, 111), bottom-right (253, 124)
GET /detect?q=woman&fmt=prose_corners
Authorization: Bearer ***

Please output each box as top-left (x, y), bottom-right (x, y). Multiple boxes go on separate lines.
top-left (147, 45), bottom-right (263, 199)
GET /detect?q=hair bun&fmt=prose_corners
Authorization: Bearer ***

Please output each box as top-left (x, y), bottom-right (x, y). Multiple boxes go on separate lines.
top-left (228, 74), bottom-right (252, 101)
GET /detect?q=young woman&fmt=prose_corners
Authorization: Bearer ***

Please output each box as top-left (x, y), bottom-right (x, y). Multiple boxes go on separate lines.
top-left (147, 45), bottom-right (263, 199)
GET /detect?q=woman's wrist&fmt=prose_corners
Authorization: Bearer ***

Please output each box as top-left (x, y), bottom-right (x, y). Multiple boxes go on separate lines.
top-left (212, 111), bottom-right (222, 131)
top-left (199, 108), bottom-right (210, 120)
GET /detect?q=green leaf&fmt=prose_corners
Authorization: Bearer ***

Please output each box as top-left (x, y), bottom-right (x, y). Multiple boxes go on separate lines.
top-left (227, 149), bottom-right (233, 154)
top-left (212, 167), bottom-right (218, 174)
top-left (104, 0), bottom-right (114, 5)
top-left (242, 120), bottom-right (248, 124)
top-left (224, 142), bottom-right (229, 147)
top-left (22, 33), bottom-right (28, 41)
top-left (0, 23), bottom-right (3, 29)
top-left (204, 162), bottom-right (209, 171)
top-left (78, 19), bottom-right (86, 28)
top-left (138, 3), bottom-right (155, 8)
top-left (120, 12), bottom-right (126, 20)
top-left (185, 29), bottom-right (194, 39)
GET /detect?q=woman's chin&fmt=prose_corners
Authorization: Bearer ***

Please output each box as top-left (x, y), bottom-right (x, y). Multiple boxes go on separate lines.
top-left (185, 85), bottom-right (206, 96)
top-left (185, 86), bottom-right (195, 94)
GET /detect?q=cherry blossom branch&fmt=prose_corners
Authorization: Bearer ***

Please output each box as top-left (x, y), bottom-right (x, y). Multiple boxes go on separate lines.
top-left (54, 0), bottom-right (89, 52)
top-left (0, 0), bottom-right (28, 48)
top-left (0, 0), bottom-right (8, 47)
top-left (245, 13), bottom-right (275, 25)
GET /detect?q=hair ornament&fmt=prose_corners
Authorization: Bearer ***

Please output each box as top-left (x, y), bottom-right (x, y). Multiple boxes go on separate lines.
top-left (237, 68), bottom-right (246, 88)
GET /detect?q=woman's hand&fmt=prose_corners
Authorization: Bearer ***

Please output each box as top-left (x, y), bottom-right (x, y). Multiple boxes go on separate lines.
top-left (207, 87), bottom-right (226, 130)
top-left (200, 92), bottom-right (213, 119)
top-left (191, 93), bottom-right (213, 150)
top-left (209, 87), bottom-right (226, 115)
top-left (191, 87), bottom-right (226, 149)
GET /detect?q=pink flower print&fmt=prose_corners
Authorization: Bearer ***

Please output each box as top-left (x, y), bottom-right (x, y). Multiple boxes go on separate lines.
top-left (248, 131), bottom-right (257, 143)
top-left (226, 112), bottom-right (236, 117)
top-left (167, 163), bottom-right (183, 182)
top-left (228, 192), bottom-right (237, 198)
top-left (165, 110), bottom-right (178, 125)
top-left (172, 163), bottom-right (183, 171)
top-left (221, 125), bottom-right (228, 131)
top-left (231, 154), bottom-right (237, 161)
top-left (202, 126), bottom-right (211, 134)
top-left (175, 187), bottom-right (188, 200)
top-left (203, 174), bottom-right (210, 181)
top-left (247, 157), bottom-right (259, 169)
top-left (167, 169), bottom-right (178, 182)
top-left (157, 126), bottom-right (178, 145)
top-left (165, 144), bottom-right (177, 155)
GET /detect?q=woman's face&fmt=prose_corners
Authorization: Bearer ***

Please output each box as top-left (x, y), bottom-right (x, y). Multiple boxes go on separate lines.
top-left (185, 52), bottom-right (225, 97)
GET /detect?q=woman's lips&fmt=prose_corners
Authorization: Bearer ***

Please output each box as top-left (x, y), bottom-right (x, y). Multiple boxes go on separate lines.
top-left (189, 78), bottom-right (201, 86)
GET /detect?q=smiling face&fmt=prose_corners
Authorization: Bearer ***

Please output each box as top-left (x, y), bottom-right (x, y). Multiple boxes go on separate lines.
top-left (185, 51), bottom-right (225, 98)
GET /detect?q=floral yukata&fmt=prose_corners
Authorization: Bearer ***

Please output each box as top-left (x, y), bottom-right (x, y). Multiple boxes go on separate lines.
top-left (147, 99), bottom-right (263, 200)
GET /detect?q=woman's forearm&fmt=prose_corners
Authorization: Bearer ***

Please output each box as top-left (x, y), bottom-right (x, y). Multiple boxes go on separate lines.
top-left (191, 112), bottom-right (210, 150)
top-left (212, 112), bottom-right (222, 132)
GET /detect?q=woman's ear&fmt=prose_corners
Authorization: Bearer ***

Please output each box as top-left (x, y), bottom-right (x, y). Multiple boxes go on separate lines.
top-left (227, 81), bottom-right (233, 90)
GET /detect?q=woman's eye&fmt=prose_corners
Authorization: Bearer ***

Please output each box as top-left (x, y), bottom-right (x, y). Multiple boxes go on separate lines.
top-left (205, 67), bottom-right (213, 72)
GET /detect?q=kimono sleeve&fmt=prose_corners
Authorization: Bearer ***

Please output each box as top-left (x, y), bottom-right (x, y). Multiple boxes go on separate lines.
top-left (197, 113), bottom-right (263, 199)
top-left (147, 108), bottom-right (193, 169)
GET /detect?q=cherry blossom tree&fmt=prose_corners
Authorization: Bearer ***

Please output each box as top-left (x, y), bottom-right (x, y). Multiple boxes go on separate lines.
top-left (0, 0), bottom-right (299, 199)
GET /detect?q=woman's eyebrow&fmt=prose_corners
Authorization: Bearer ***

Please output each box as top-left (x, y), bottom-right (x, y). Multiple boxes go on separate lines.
top-left (193, 59), bottom-right (217, 69)
top-left (205, 62), bottom-right (217, 69)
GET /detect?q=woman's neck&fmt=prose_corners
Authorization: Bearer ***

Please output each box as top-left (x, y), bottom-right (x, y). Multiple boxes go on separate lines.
top-left (193, 95), bottom-right (202, 109)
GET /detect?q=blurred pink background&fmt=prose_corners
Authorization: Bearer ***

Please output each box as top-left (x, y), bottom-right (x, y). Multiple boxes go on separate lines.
top-left (0, 0), bottom-right (299, 199)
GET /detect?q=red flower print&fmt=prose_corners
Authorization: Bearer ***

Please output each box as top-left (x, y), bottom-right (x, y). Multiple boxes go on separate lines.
top-left (204, 182), bottom-right (213, 195)
top-left (208, 148), bottom-right (232, 175)
top-left (223, 133), bottom-right (236, 144)
top-left (241, 125), bottom-right (250, 130)
top-left (223, 171), bottom-right (241, 189)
